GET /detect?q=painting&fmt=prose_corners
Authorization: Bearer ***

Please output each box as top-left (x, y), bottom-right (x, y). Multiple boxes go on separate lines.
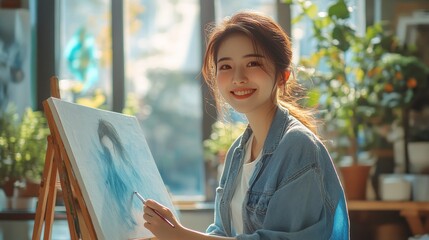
top-left (46, 97), bottom-right (178, 239)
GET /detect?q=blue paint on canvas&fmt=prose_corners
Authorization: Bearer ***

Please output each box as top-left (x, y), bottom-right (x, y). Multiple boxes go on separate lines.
top-left (47, 98), bottom-right (178, 239)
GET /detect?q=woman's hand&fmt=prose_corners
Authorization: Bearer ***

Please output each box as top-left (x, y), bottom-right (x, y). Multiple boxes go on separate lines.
top-left (143, 199), bottom-right (236, 240)
top-left (143, 199), bottom-right (184, 240)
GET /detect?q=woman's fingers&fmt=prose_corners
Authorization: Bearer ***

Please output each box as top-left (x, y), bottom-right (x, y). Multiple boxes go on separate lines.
top-left (143, 199), bottom-right (178, 226)
top-left (144, 199), bottom-right (163, 210)
top-left (142, 200), bottom-right (185, 240)
top-left (145, 199), bottom-right (173, 218)
top-left (143, 205), bottom-right (167, 230)
top-left (143, 205), bottom-right (155, 219)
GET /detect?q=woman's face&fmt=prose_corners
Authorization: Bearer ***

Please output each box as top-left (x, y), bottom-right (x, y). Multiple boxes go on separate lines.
top-left (215, 34), bottom-right (278, 116)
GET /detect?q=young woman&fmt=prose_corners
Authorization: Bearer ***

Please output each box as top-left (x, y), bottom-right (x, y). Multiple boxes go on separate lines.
top-left (142, 11), bottom-right (350, 240)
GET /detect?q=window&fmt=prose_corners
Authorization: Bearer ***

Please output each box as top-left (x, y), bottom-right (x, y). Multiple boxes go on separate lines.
top-left (124, 0), bottom-right (204, 199)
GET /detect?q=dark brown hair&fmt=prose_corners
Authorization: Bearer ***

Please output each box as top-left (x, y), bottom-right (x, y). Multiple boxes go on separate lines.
top-left (202, 11), bottom-right (318, 134)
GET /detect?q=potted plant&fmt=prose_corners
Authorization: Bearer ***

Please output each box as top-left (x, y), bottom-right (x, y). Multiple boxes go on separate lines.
top-left (371, 54), bottom-right (429, 174)
top-left (285, 0), bottom-right (423, 199)
top-left (0, 105), bottom-right (50, 203)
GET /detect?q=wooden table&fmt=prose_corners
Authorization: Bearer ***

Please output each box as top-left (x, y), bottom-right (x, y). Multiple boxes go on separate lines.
top-left (348, 201), bottom-right (429, 235)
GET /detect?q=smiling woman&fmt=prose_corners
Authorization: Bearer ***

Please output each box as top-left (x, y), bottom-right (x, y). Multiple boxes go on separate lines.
top-left (141, 11), bottom-right (350, 240)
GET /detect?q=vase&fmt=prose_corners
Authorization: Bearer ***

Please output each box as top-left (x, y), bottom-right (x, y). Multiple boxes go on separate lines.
top-left (1, 178), bottom-right (18, 197)
top-left (340, 164), bottom-right (372, 200)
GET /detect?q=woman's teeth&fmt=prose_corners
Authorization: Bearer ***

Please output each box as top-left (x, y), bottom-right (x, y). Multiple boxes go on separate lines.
top-left (233, 89), bottom-right (254, 96)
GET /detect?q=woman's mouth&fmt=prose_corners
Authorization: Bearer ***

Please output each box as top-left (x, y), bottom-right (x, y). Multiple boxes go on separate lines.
top-left (231, 89), bottom-right (256, 99)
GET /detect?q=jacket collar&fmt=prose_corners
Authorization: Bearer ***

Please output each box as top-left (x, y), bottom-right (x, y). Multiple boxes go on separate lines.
top-left (237, 106), bottom-right (290, 155)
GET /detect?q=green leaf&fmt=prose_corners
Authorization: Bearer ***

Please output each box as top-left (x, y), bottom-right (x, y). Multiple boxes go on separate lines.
top-left (305, 4), bottom-right (318, 18)
top-left (319, 15), bottom-right (332, 28)
top-left (328, 0), bottom-right (350, 20)
top-left (332, 26), bottom-right (350, 51)
top-left (292, 13), bottom-right (305, 24)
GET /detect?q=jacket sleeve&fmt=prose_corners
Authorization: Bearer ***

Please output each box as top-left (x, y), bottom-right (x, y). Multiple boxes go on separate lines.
top-left (206, 184), bottom-right (227, 236)
top-left (205, 186), bottom-right (228, 236)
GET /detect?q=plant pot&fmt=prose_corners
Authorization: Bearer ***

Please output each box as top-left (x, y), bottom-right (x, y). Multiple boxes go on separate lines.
top-left (394, 141), bottom-right (429, 173)
top-left (1, 178), bottom-right (18, 197)
top-left (340, 164), bottom-right (372, 200)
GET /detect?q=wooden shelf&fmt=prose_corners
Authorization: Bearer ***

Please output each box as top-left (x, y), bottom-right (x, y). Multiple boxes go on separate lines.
top-left (347, 200), bottom-right (429, 235)
top-left (348, 200), bottom-right (429, 211)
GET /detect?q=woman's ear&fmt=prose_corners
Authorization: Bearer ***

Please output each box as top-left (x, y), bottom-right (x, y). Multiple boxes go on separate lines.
top-left (278, 70), bottom-right (291, 86)
top-left (284, 71), bottom-right (291, 82)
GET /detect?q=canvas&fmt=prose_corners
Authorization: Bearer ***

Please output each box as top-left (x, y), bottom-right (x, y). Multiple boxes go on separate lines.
top-left (47, 97), bottom-right (178, 240)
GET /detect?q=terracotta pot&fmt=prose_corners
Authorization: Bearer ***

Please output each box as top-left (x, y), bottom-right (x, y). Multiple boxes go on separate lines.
top-left (340, 164), bottom-right (372, 200)
top-left (1, 178), bottom-right (18, 197)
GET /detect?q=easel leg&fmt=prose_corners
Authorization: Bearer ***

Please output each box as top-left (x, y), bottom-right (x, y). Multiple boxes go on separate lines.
top-left (32, 136), bottom-right (56, 240)
top-left (43, 157), bottom-right (58, 240)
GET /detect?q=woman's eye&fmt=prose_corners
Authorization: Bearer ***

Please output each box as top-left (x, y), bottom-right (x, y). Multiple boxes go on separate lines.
top-left (247, 61), bottom-right (261, 67)
top-left (218, 64), bottom-right (231, 70)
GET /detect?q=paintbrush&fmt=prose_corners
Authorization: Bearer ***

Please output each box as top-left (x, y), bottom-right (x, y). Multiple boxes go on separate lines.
top-left (133, 191), bottom-right (175, 228)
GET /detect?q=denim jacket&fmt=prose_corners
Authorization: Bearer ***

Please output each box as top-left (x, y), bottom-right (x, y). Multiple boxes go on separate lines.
top-left (206, 107), bottom-right (350, 239)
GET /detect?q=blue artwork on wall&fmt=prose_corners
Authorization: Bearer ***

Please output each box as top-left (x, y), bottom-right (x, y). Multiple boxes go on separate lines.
top-left (47, 97), bottom-right (177, 239)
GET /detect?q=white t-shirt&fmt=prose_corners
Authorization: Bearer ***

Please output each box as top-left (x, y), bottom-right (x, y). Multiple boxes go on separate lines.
top-left (230, 135), bottom-right (262, 235)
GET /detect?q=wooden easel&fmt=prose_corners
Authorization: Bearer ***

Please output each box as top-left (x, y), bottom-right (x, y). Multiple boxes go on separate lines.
top-left (32, 76), bottom-right (97, 240)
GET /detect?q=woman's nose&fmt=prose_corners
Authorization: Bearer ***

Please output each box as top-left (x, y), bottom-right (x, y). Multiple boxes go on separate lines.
top-left (232, 67), bottom-right (248, 84)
